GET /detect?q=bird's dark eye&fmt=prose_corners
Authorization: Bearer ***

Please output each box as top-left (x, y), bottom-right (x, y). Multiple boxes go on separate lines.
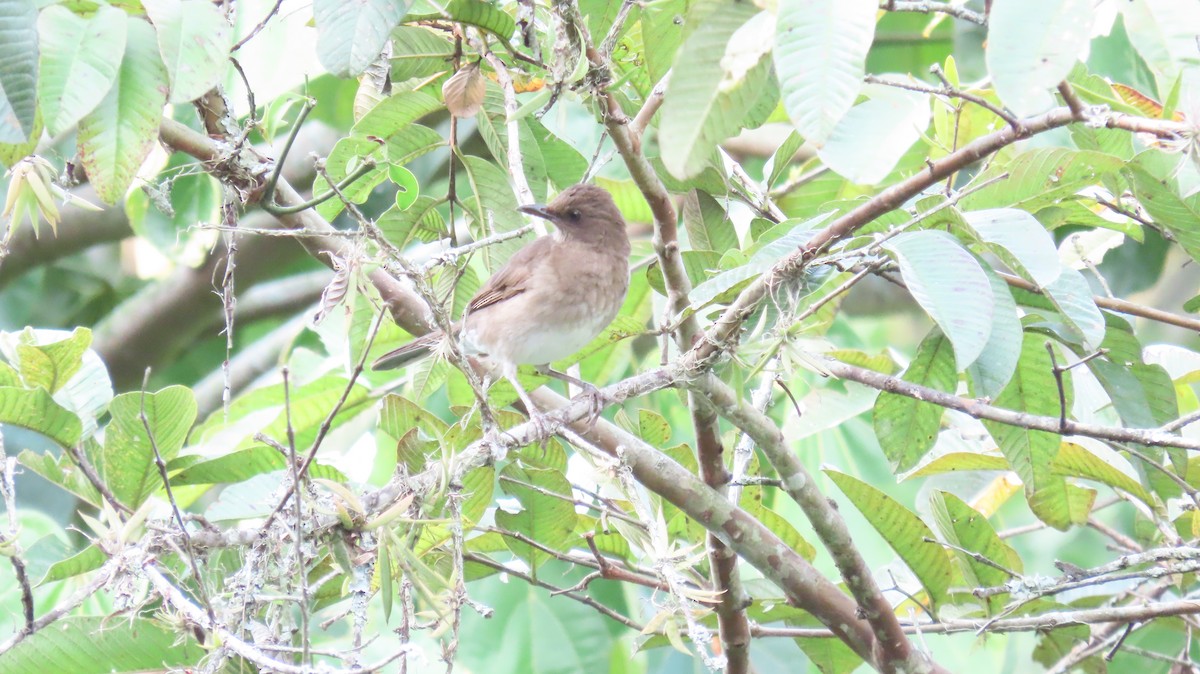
top-left (569, 209), bottom-right (581, 221)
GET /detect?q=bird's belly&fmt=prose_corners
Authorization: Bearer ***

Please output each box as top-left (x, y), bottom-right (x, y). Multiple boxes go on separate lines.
top-left (512, 317), bottom-right (609, 364)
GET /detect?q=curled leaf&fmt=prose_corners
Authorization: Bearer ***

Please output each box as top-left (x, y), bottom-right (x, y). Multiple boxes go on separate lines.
top-left (442, 62), bottom-right (485, 118)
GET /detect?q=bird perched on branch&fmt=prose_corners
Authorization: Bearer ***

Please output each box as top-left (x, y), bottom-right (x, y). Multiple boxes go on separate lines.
top-left (372, 183), bottom-right (631, 431)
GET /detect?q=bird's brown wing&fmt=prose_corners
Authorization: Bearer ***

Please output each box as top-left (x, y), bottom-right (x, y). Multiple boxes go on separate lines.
top-left (465, 236), bottom-right (552, 315)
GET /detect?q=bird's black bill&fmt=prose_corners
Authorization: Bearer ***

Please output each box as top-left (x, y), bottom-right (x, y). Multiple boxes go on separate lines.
top-left (517, 203), bottom-right (554, 221)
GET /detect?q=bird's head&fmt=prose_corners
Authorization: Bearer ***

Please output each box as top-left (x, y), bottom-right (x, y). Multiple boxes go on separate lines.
top-left (517, 184), bottom-right (628, 248)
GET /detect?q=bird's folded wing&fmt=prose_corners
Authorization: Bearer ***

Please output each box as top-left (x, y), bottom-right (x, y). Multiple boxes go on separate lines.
top-left (465, 237), bottom-right (550, 314)
top-left (372, 331), bottom-right (442, 370)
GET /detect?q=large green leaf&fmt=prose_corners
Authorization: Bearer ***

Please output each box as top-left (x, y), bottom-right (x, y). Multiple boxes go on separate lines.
top-left (962, 209), bottom-right (1061, 287)
top-left (476, 90), bottom-right (587, 201)
top-left (143, 0), bottom-right (233, 103)
top-left (439, 0), bottom-right (517, 41)
top-left (377, 194), bottom-right (446, 250)
top-left (11, 327), bottom-right (89, 394)
top-left (982, 335), bottom-right (1082, 530)
top-left (460, 153), bottom-right (531, 269)
top-left (639, 0), bottom-right (687, 83)
top-left (169, 446), bottom-right (348, 486)
top-left (1121, 0), bottom-right (1200, 95)
top-left (353, 89), bottom-right (442, 137)
top-left (76, 17), bottom-right (168, 204)
top-left (817, 84), bottom-right (929, 184)
top-left (0, 386), bottom-right (81, 447)
top-left (35, 4), bottom-right (125, 137)
top-left (0, 0), bottom-right (39, 143)
top-left (883, 230), bottom-right (993, 370)
top-left (827, 469), bottom-right (956, 608)
top-left (657, 1), bottom-right (762, 179)
top-left (967, 265), bottom-right (1024, 399)
top-left (681, 189), bottom-right (737, 253)
top-left (986, 0), bottom-right (1092, 115)
top-left (389, 25), bottom-right (454, 82)
top-left (314, 0), bottom-right (408, 78)
top-left (1052, 442), bottom-right (1153, 506)
top-left (1040, 266), bottom-right (1105, 350)
top-left (775, 0), bottom-right (875, 143)
top-left (959, 148), bottom-right (1125, 213)
top-left (496, 464), bottom-right (577, 571)
top-left (458, 561), bottom-right (617, 674)
top-left (1124, 161), bottom-right (1200, 263)
top-left (0, 617), bottom-right (203, 673)
top-left (97, 386), bottom-right (196, 509)
top-left (929, 491), bottom-right (1022, 595)
top-left (873, 329), bottom-right (956, 472)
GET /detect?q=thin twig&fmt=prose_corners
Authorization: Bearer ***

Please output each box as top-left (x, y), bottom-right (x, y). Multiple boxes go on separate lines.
top-left (141, 368), bottom-right (215, 624)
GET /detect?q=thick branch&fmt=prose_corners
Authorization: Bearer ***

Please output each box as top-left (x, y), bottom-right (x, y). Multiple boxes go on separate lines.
top-left (580, 13), bottom-right (753, 669)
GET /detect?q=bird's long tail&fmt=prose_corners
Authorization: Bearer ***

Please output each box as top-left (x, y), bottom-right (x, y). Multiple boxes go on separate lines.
top-left (372, 332), bottom-right (443, 370)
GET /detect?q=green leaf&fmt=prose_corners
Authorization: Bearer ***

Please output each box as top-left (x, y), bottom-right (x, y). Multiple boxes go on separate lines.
top-left (1041, 266), bottom-right (1105, 350)
top-left (1124, 161), bottom-right (1200, 264)
top-left (883, 230), bottom-right (993, 369)
top-left (460, 153), bottom-right (531, 269)
top-left (817, 84), bottom-right (930, 184)
top-left (688, 213), bottom-right (829, 311)
top-left (1121, 0), bottom-right (1200, 95)
top-left (38, 544), bottom-right (104, 585)
top-left (171, 447), bottom-right (347, 486)
top-left (960, 148), bottom-right (1125, 213)
top-left (983, 335), bottom-right (1081, 530)
top-left (16, 441), bottom-right (102, 506)
top-left (986, 0), bottom-right (1092, 115)
top-left (903, 452), bottom-right (1010, 479)
top-left (0, 0), bottom-right (39, 142)
top-left (35, 4), bottom-right (125, 137)
top-left (378, 194), bottom-right (446, 249)
top-left (314, 0), bottom-right (408, 78)
top-left (99, 386), bottom-right (196, 508)
top-left (458, 561), bottom-right (616, 673)
top-left (439, 0), bottom-right (517, 41)
top-left (766, 130), bottom-right (803, 188)
top-left (0, 386), bottom-right (81, 447)
top-left (775, 0), bottom-right (875, 143)
top-left (962, 209), bottom-right (1061, 286)
top-left (827, 469), bottom-right (955, 607)
top-left (967, 265), bottom-right (1024, 399)
top-left (757, 506), bottom-right (816, 561)
top-left (594, 176), bottom-right (652, 224)
top-left (388, 26), bottom-right (454, 82)
top-left (658, 1), bottom-right (762, 178)
top-left (1052, 442), bottom-right (1153, 506)
top-left (929, 490), bottom-right (1021, 594)
top-left (681, 189), bottom-right (737, 253)
top-left (354, 89), bottom-right (442, 138)
top-left (76, 17), bottom-right (168, 204)
top-left (0, 617), bottom-right (203, 673)
top-left (14, 326), bottom-right (90, 394)
top-left (496, 464), bottom-right (577, 570)
top-left (389, 164), bottom-right (419, 209)
top-left (143, 0), bottom-right (233, 103)
top-left (637, 409), bottom-right (672, 447)
top-left (874, 330), bottom-right (957, 471)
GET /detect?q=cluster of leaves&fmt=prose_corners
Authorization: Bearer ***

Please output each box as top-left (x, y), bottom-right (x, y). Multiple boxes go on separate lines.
top-left (2, 0), bottom-right (1200, 673)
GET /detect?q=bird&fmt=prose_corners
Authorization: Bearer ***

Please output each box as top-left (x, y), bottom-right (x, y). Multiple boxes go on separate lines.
top-left (372, 183), bottom-right (631, 432)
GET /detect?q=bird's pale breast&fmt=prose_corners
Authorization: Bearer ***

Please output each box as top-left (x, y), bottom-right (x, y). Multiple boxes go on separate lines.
top-left (460, 239), bottom-right (628, 366)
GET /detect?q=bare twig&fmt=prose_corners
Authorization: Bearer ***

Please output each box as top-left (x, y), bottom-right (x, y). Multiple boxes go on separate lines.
top-left (141, 368), bottom-right (214, 623)
top-left (879, 0), bottom-right (987, 24)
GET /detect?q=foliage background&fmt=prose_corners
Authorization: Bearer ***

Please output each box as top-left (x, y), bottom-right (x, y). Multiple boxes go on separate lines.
top-left (0, 0), bottom-right (1199, 673)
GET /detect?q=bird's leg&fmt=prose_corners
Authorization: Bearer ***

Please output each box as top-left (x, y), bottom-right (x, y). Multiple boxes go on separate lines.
top-left (535, 365), bottom-right (608, 426)
top-left (504, 363), bottom-right (558, 444)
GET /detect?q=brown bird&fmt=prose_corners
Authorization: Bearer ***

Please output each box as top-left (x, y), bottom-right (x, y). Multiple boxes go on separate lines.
top-left (372, 183), bottom-right (631, 427)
